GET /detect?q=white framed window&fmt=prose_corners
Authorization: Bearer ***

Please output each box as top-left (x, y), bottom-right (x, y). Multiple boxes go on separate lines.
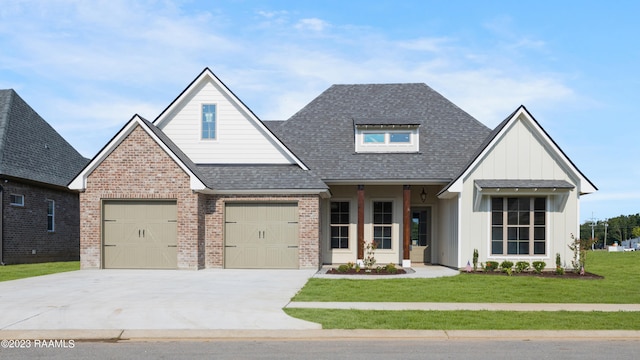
top-left (372, 201), bottom-right (393, 249)
top-left (356, 126), bottom-right (419, 153)
top-left (47, 200), bottom-right (55, 232)
top-left (201, 104), bottom-right (217, 140)
top-left (330, 201), bottom-right (350, 249)
top-left (10, 194), bottom-right (24, 206)
top-left (491, 197), bottom-right (546, 256)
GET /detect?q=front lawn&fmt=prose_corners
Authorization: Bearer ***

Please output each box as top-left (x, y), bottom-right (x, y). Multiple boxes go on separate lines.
top-left (0, 261), bottom-right (79, 282)
top-left (283, 309), bottom-right (640, 330)
top-left (292, 251), bottom-right (640, 303)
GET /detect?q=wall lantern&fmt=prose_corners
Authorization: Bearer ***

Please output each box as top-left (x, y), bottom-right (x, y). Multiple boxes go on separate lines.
top-left (420, 187), bottom-right (427, 203)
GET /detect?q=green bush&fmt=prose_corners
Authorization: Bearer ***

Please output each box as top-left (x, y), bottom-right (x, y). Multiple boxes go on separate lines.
top-left (556, 253), bottom-right (565, 275)
top-left (499, 261), bottom-right (514, 272)
top-left (515, 261), bottom-right (530, 273)
top-left (337, 264), bottom-right (349, 273)
top-left (473, 249), bottom-right (479, 271)
top-left (532, 261), bottom-right (546, 274)
top-left (346, 262), bottom-right (355, 270)
top-left (485, 261), bottom-right (499, 271)
top-left (385, 263), bottom-right (398, 274)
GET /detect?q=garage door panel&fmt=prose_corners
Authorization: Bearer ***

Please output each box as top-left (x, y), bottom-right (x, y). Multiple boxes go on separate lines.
top-left (225, 203), bottom-right (299, 269)
top-left (103, 200), bottom-right (177, 269)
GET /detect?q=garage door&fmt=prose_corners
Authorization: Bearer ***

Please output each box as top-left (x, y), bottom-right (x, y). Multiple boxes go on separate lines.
top-left (103, 200), bottom-right (177, 269)
top-left (225, 203), bottom-right (299, 269)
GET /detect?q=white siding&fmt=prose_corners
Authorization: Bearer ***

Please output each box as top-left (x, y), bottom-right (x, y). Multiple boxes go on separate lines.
top-left (159, 79), bottom-right (294, 164)
top-left (437, 196), bottom-right (459, 268)
top-left (459, 114), bottom-right (580, 268)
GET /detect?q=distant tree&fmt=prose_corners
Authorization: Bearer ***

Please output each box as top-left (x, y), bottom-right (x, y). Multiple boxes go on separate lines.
top-left (633, 226), bottom-right (640, 240)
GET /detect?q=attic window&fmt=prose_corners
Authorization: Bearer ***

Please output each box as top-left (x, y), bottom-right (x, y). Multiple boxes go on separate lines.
top-left (355, 125), bottom-right (419, 153)
top-left (201, 104), bottom-right (217, 140)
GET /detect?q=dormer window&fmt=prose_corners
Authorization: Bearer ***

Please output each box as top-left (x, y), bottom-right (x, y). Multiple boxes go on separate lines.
top-left (202, 104), bottom-right (217, 140)
top-left (355, 122), bottom-right (419, 153)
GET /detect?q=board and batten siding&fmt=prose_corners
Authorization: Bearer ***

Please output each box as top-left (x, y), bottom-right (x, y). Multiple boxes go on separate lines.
top-left (159, 79), bottom-right (294, 164)
top-left (458, 115), bottom-right (579, 268)
top-left (437, 196), bottom-right (459, 268)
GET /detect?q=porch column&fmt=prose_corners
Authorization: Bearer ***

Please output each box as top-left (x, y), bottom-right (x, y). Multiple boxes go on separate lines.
top-left (357, 184), bottom-right (365, 260)
top-left (403, 185), bottom-right (411, 267)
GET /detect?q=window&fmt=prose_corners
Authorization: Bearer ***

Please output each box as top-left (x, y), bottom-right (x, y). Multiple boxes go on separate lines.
top-left (330, 201), bottom-right (350, 249)
top-left (355, 126), bottom-right (419, 153)
top-left (373, 201), bottom-right (393, 249)
top-left (491, 197), bottom-right (546, 255)
top-left (10, 194), bottom-right (24, 206)
top-left (201, 104), bottom-right (216, 139)
top-left (47, 200), bottom-right (55, 232)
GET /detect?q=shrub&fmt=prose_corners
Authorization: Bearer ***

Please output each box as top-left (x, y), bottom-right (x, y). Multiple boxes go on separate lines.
top-left (473, 249), bottom-right (479, 271)
top-left (515, 261), bottom-right (530, 273)
top-left (385, 263), bottom-right (398, 274)
top-left (500, 261), bottom-right (514, 276)
top-left (346, 262), bottom-right (355, 270)
top-left (337, 264), bottom-right (349, 273)
top-left (556, 253), bottom-right (564, 275)
top-left (363, 242), bottom-right (377, 271)
top-left (532, 261), bottom-right (546, 274)
top-left (485, 261), bottom-right (499, 271)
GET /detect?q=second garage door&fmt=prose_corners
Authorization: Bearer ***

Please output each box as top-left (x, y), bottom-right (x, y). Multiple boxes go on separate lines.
top-left (225, 203), bottom-right (299, 269)
top-left (103, 200), bottom-right (177, 269)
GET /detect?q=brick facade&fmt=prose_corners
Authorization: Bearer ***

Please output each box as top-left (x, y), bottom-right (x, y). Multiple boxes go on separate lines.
top-left (80, 124), bottom-right (321, 270)
top-left (1, 180), bottom-right (80, 264)
top-left (204, 194), bottom-right (320, 269)
top-left (80, 125), bottom-right (201, 269)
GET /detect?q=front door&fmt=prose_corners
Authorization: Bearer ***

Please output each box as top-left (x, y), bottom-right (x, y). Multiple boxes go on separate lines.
top-left (410, 207), bottom-right (431, 264)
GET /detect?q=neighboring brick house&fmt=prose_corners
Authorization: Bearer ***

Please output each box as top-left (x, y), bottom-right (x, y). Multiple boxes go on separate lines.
top-left (70, 68), bottom-right (596, 270)
top-left (0, 89), bottom-right (88, 264)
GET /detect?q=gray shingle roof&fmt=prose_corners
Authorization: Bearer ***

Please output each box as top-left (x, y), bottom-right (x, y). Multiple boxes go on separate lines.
top-left (270, 83), bottom-right (491, 182)
top-left (196, 165), bottom-right (328, 190)
top-left (0, 89), bottom-right (88, 187)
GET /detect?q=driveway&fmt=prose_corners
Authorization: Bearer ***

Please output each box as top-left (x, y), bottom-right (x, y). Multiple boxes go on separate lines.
top-left (0, 269), bottom-right (320, 330)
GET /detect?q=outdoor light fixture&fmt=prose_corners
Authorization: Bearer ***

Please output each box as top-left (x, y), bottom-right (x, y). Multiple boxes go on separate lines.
top-left (420, 187), bottom-right (427, 203)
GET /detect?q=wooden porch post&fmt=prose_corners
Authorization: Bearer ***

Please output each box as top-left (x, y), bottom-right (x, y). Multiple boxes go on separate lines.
top-left (403, 185), bottom-right (411, 262)
top-left (357, 184), bottom-right (365, 259)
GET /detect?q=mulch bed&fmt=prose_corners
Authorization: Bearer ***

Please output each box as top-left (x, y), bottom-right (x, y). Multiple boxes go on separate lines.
top-left (461, 270), bottom-right (603, 279)
top-left (326, 268), bottom-right (407, 275)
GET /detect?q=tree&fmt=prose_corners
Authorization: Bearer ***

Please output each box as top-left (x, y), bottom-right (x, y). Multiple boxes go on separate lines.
top-left (633, 226), bottom-right (640, 240)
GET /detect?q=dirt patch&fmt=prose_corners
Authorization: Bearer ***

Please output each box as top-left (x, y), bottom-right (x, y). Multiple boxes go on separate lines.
top-left (461, 270), bottom-right (603, 279)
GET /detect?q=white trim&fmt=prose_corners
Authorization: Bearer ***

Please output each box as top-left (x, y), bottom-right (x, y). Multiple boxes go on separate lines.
top-left (198, 188), bottom-right (330, 197)
top-left (68, 116), bottom-right (206, 191)
top-left (153, 69), bottom-right (309, 170)
top-left (355, 126), bottom-right (419, 153)
top-left (457, 193), bottom-right (462, 268)
top-left (47, 199), bottom-right (55, 232)
top-left (200, 103), bottom-right (218, 141)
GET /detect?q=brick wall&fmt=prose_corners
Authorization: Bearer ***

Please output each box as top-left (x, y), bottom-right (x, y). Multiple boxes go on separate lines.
top-left (205, 194), bottom-right (320, 269)
top-left (1, 179), bottom-right (80, 264)
top-left (80, 125), bottom-right (201, 269)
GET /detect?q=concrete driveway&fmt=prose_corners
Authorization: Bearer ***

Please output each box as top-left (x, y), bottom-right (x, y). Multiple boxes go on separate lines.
top-left (0, 269), bottom-right (320, 330)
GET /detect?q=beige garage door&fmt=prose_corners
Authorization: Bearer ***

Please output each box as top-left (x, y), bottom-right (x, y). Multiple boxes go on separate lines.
top-left (103, 200), bottom-right (177, 269)
top-left (225, 203), bottom-right (299, 269)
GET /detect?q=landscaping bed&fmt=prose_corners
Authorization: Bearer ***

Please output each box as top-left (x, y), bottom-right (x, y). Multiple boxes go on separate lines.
top-left (326, 268), bottom-right (407, 275)
top-left (460, 270), bottom-right (602, 279)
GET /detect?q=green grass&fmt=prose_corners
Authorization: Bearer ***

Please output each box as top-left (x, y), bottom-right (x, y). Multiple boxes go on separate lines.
top-left (0, 261), bottom-right (80, 282)
top-left (284, 308), bottom-right (640, 330)
top-left (292, 251), bottom-right (640, 303)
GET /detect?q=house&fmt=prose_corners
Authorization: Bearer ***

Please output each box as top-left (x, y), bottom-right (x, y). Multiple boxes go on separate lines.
top-left (69, 68), bottom-right (596, 270)
top-left (0, 89), bottom-right (88, 264)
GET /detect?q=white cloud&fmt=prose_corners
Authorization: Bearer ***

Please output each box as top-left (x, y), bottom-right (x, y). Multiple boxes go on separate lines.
top-left (294, 18), bottom-right (329, 32)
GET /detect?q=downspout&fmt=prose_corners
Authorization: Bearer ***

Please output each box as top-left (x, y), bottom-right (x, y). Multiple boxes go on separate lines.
top-left (0, 184), bottom-right (4, 265)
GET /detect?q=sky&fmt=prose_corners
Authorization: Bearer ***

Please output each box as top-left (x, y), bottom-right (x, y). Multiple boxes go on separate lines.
top-left (0, 0), bottom-right (638, 223)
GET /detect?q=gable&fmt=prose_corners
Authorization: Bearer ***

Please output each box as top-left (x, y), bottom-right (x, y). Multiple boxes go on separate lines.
top-left (153, 69), bottom-right (304, 167)
top-left (69, 116), bottom-right (206, 191)
top-left (440, 106), bottom-right (597, 197)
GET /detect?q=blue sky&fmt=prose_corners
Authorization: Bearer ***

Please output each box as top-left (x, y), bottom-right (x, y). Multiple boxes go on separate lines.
top-left (1, 0), bottom-right (638, 223)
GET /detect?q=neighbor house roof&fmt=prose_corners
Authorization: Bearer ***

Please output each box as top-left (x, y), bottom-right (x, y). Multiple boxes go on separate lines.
top-left (0, 89), bottom-right (88, 188)
top-left (269, 83), bottom-right (492, 183)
